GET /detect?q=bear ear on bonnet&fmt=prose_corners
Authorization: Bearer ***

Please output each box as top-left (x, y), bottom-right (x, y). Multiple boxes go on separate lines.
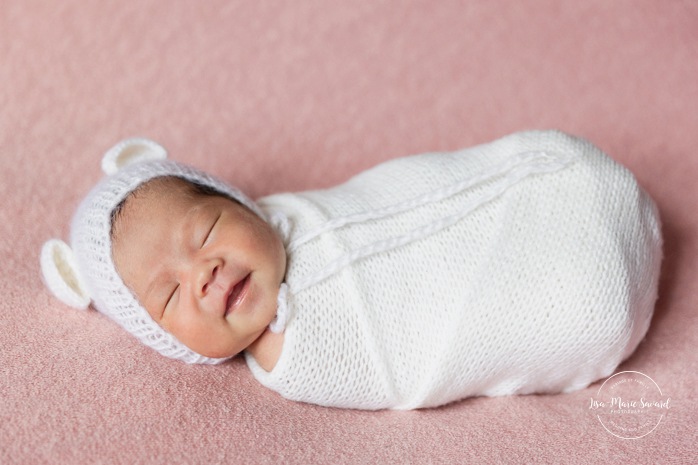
top-left (40, 137), bottom-right (168, 310)
top-left (101, 137), bottom-right (168, 175)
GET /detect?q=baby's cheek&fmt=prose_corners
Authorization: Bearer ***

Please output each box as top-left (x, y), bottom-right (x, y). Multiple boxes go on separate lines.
top-left (162, 311), bottom-right (206, 349)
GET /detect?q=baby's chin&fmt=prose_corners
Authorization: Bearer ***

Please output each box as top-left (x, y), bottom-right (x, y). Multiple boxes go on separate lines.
top-left (191, 343), bottom-right (241, 360)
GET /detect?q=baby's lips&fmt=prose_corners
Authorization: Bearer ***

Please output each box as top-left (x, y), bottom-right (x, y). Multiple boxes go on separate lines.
top-left (224, 273), bottom-right (251, 317)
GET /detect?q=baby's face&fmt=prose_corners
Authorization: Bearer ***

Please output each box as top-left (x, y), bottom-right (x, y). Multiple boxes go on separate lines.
top-left (111, 177), bottom-right (286, 359)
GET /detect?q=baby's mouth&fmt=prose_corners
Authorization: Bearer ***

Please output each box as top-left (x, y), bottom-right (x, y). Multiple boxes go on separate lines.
top-left (224, 273), bottom-right (251, 317)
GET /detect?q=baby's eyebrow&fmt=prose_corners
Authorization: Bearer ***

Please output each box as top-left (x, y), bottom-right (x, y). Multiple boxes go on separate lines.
top-left (182, 203), bottom-right (213, 246)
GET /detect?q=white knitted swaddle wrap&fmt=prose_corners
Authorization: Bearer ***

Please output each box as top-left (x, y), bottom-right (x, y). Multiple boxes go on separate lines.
top-left (246, 130), bottom-right (662, 410)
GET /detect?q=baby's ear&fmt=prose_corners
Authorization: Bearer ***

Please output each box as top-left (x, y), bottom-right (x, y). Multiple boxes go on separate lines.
top-left (40, 239), bottom-right (91, 309)
top-left (101, 137), bottom-right (167, 175)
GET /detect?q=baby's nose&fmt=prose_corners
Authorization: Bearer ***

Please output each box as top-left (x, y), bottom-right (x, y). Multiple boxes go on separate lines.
top-left (196, 262), bottom-right (221, 298)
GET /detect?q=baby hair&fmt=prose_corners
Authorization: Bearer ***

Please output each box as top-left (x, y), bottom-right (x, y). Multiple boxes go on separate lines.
top-left (109, 176), bottom-right (238, 241)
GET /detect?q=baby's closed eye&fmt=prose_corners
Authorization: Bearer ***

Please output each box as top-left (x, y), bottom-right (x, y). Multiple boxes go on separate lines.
top-left (163, 285), bottom-right (179, 318)
top-left (201, 212), bottom-right (221, 248)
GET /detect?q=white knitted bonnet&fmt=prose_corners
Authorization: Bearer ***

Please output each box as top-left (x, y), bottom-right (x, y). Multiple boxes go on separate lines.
top-left (40, 138), bottom-right (268, 364)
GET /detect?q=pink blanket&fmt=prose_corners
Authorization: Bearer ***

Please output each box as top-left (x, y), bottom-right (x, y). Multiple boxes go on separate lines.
top-left (1, 1), bottom-right (695, 462)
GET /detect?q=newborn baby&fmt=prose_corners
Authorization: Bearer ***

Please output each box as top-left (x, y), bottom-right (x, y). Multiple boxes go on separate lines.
top-left (41, 130), bottom-right (663, 410)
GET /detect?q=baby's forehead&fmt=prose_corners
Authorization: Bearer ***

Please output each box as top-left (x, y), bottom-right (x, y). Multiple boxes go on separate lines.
top-left (128, 176), bottom-right (229, 208)
top-left (133, 176), bottom-right (196, 198)
top-left (111, 176), bottom-right (222, 238)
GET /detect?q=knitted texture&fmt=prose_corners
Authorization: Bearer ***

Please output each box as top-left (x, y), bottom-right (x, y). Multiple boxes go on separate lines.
top-left (70, 159), bottom-right (264, 365)
top-left (246, 130), bottom-right (663, 410)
